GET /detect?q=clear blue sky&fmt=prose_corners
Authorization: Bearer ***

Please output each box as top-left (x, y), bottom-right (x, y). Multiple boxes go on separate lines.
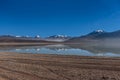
top-left (0, 0), bottom-right (120, 37)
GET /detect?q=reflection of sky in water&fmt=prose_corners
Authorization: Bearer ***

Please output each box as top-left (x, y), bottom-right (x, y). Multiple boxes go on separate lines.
top-left (3, 48), bottom-right (93, 56)
top-left (0, 45), bottom-right (120, 57)
top-left (96, 53), bottom-right (120, 57)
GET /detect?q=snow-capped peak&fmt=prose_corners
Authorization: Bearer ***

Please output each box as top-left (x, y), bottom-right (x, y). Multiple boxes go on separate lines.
top-left (15, 36), bottom-right (21, 38)
top-left (55, 35), bottom-right (67, 38)
top-left (35, 35), bottom-right (40, 38)
top-left (48, 35), bottom-right (69, 38)
top-left (95, 30), bottom-right (104, 33)
top-left (25, 35), bottom-right (29, 38)
top-left (45, 35), bottom-right (71, 42)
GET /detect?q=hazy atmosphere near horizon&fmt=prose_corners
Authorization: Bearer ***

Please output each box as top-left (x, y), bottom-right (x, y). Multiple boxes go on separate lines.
top-left (1, 1), bottom-right (120, 80)
top-left (0, 0), bottom-right (120, 36)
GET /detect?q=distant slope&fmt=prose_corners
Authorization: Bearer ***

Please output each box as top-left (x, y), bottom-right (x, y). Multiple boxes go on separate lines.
top-left (0, 35), bottom-right (56, 43)
top-left (65, 30), bottom-right (120, 43)
top-left (45, 35), bottom-right (71, 42)
top-left (1, 30), bottom-right (120, 44)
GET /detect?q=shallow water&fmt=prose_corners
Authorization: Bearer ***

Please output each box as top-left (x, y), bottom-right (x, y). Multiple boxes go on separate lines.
top-left (0, 44), bottom-right (120, 57)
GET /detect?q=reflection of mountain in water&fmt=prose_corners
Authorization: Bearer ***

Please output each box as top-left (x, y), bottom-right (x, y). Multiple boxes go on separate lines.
top-left (41, 44), bottom-right (120, 54)
top-left (43, 44), bottom-right (71, 51)
top-left (0, 44), bottom-right (120, 55)
top-left (66, 44), bottom-right (120, 54)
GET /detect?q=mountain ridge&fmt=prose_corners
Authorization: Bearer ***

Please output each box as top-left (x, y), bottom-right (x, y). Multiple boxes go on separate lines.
top-left (65, 30), bottom-right (120, 43)
top-left (0, 30), bottom-right (120, 43)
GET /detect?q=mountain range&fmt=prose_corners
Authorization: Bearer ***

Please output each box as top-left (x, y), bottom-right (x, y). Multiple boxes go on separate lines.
top-left (0, 30), bottom-right (120, 43)
top-left (65, 30), bottom-right (120, 43)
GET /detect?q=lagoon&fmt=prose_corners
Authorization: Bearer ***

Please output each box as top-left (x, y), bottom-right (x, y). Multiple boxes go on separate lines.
top-left (0, 44), bottom-right (120, 57)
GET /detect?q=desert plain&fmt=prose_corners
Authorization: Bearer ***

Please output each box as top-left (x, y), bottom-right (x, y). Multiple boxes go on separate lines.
top-left (0, 52), bottom-right (119, 80)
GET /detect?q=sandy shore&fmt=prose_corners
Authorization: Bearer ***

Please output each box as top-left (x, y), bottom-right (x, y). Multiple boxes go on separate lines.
top-left (0, 52), bottom-right (119, 80)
